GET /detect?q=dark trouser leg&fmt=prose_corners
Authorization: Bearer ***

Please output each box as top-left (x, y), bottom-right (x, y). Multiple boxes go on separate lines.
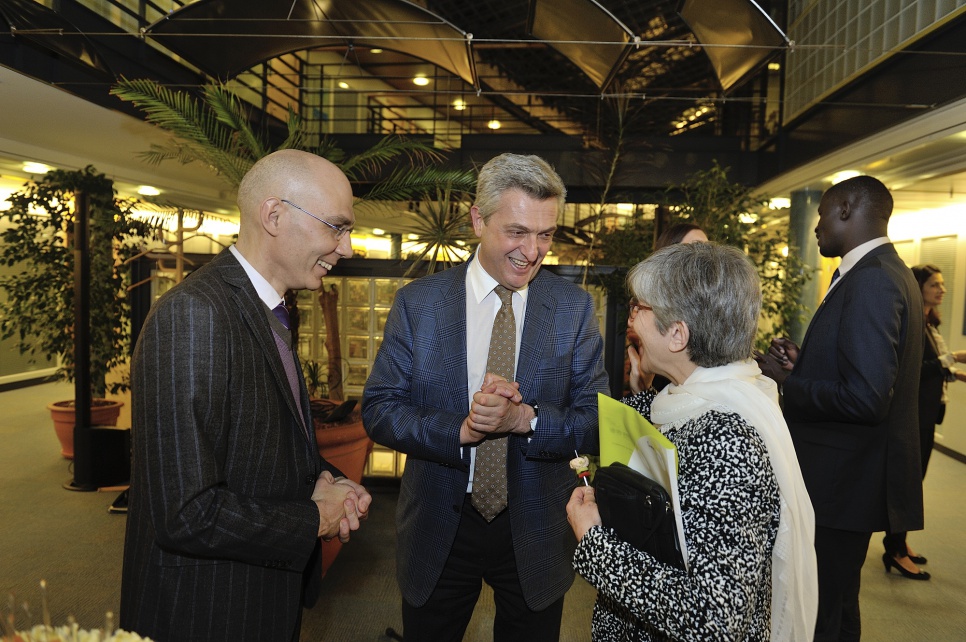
top-left (813, 526), bottom-right (871, 642)
top-left (882, 531), bottom-right (908, 558)
top-left (403, 496), bottom-right (563, 642)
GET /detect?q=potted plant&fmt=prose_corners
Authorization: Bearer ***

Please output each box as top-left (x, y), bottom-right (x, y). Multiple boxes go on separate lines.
top-left (0, 166), bottom-right (153, 458)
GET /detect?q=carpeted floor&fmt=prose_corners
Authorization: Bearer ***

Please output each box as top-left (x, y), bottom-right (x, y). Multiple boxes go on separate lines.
top-left (3, 381), bottom-right (966, 640)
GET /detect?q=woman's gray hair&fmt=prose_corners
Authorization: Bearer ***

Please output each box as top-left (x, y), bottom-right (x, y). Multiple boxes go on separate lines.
top-left (627, 242), bottom-right (761, 367)
top-left (474, 153), bottom-right (566, 222)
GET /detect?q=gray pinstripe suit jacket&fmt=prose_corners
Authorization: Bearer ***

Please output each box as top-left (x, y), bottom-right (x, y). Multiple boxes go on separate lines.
top-left (362, 263), bottom-right (609, 611)
top-left (120, 250), bottom-right (339, 641)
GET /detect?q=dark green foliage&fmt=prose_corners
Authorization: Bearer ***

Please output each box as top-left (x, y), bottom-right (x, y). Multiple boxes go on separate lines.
top-left (595, 161), bottom-right (812, 348)
top-left (0, 167), bottom-right (153, 395)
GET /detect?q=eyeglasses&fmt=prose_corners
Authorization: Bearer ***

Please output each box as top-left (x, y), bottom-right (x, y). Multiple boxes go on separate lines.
top-left (628, 297), bottom-right (652, 320)
top-left (281, 199), bottom-right (352, 240)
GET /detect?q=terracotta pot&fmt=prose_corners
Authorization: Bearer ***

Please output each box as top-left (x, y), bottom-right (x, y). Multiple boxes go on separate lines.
top-left (312, 404), bottom-right (373, 577)
top-left (47, 399), bottom-right (124, 459)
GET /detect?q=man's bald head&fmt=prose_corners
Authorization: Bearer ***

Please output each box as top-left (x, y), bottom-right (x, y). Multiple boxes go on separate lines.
top-left (827, 175), bottom-right (894, 225)
top-left (815, 175), bottom-right (894, 258)
top-left (238, 150), bottom-right (346, 222)
top-left (233, 149), bottom-right (355, 293)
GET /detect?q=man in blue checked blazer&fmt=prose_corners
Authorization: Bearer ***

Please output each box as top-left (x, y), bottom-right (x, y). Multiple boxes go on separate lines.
top-left (120, 150), bottom-right (371, 642)
top-left (363, 153), bottom-right (609, 641)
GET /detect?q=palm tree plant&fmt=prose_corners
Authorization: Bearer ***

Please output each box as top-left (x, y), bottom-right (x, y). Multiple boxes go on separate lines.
top-left (110, 78), bottom-right (477, 398)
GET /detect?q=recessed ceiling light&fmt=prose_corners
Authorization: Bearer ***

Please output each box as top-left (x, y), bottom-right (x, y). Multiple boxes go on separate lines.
top-left (372, 228), bottom-right (385, 236)
top-left (830, 170), bottom-right (861, 184)
top-left (487, 119), bottom-right (501, 130)
top-left (22, 162), bottom-right (51, 174)
top-left (338, 81), bottom-right (350, 89)
top-left (768, 62), bottom-right (781, 71)
top-left (137, 185), bottom-right (161, 196)
top-left (370, 48), bottom-right (383, 54)
top-left (413, 75), bottom-right (430, 86)
top-left (453, 99), bottom-right (466, 111)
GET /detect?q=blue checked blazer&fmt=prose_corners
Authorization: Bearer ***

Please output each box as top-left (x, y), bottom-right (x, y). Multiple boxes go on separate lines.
top-left (120, 250), bottom-right (340, 641)
top-left (362, 262), bottom-right (609, 610)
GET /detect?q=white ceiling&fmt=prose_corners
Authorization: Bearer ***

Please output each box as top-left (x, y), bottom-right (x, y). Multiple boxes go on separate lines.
top-left (0, 65), bottom-right (234, 214)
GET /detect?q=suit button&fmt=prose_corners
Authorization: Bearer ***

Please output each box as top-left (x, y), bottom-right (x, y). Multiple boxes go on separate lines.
top-left (452, 504), bottom-right (461, 513)
top-left (306, 475), bottom-right (315, 485)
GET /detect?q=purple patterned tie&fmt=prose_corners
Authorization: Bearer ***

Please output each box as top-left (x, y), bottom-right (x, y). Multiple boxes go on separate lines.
top-left (471, 285), bottom-right (515, 521)
top-left (273, 303), bottom-right (291, 330)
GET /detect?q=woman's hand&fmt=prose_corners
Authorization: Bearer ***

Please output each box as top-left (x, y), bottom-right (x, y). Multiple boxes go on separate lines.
top-left (567, 486), bottom-right (602, 541)
top-left (953, 350), bottom-right (966, 363)
top-left (627, 343), bottom-right (654, 394)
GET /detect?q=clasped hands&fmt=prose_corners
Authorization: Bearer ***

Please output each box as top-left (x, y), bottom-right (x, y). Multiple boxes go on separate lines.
top-left (312, 471), bottom-right (371, 543)
top-left (460, 372), bottom-right (533, 445)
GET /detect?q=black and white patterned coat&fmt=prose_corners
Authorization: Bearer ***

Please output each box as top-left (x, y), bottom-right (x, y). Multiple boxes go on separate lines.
top-left (574, 390), bottom-right (780, 641)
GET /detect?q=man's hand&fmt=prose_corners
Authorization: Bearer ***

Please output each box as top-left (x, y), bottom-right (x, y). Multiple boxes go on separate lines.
top-left (566, 486), bottom-right (602, 541)
top-left (755, 349), bottom-right (790, 386)
top-left (460, 372), bottom-right (531, 444)
top-left (312, 471), bottom-right (372, 542)
top-left (768, 337), bottom-right (800, 371)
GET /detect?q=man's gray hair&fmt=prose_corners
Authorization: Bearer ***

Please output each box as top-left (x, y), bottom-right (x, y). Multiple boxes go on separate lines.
top-left (474, 153), bottom-right (566, 222)
top-left (627, 242), bottom-right (761, 367)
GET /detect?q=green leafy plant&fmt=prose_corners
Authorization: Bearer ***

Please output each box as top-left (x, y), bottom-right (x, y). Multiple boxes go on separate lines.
top-left (0, 166), bottom-right (153, 396)
top-left (110, 77), bottom-right (478, 399)
top-left (595, 160), bottom-right (812, 348)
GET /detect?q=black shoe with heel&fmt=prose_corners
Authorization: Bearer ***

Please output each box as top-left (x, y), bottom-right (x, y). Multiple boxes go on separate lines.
top-left (882, 553), bottom-right (930, 580)
top-left (908, 552), bottom-right (927, 565)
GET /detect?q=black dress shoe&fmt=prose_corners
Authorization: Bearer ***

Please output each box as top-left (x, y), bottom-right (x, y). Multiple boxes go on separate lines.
top-left (883, 553), bottom-right (930, 580)
top-left (908, 552), bottom-right (927, 565)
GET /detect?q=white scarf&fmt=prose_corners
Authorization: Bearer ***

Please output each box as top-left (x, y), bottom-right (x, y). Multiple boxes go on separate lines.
top-left (651, 359), bottom-right (818, 641)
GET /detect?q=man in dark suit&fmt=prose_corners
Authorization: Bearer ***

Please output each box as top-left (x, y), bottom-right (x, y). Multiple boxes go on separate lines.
top-left (120, 150), bottom-right (371, 641)
top-left (362, 153), bottom-right (609, 641)
top-left (758, 175), bottom-right (923, 642)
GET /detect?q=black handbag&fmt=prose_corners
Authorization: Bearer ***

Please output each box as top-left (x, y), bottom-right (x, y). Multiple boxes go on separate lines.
top-left (593, 462), bottom-right (685, 569)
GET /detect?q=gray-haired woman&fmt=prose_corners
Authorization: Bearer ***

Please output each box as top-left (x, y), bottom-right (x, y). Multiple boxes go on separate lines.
top-left (567, 242), bottom-right (817, 641)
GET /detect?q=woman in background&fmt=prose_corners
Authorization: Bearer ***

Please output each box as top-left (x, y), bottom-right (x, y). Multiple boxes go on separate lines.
top-left (626, 223), bottom-right (708, 394)
top-left (882, 264), bottom-right (966, 579)
top-left (568, 242), bottom-right (817, 641)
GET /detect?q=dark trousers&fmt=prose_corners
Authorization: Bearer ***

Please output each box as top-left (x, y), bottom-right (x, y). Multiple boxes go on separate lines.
top-left (813, 526), bottom-right (872, 642)
top-left (402, 495), bottom-right (564, 642)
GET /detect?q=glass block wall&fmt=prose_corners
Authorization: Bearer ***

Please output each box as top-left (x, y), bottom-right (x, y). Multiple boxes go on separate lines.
top-left (784, 0), bottom-right (966, 122)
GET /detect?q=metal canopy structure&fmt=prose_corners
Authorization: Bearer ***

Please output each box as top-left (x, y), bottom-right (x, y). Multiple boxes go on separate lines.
top-left (146, 0), bottom-right (478, 87)
top-left (135, 0), bottom-right (786, 142)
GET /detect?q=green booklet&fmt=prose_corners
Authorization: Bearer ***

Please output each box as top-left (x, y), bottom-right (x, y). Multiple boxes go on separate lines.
top-left (597, 392), bottom-right (689, 569)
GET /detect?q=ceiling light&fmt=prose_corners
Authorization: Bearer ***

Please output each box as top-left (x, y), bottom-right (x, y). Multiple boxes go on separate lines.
top-left (372, 228), bottom-right (385, 236)
top-left (137, 185), bottom-right (161, 196)
top-left (767, 62), bottom-right (781, 71)
top-left (453, 99), bottom-right (467, 111)
top-left (22, 162), bottom-right (51, 174)
top-left (407, 234), bottom-right (419, 240)
top-left (337, 81), bottom-right (350, 89)
top-left (487, 119), bottom-right (501, 130)
top-left (370, 48), bottom-right (383, 54)
top-left (413, 75), bottom-right (430, 86)
top-left (768, 197), bottom-right (791, 210)
top-left (830, 170), bottom-right (861, 184)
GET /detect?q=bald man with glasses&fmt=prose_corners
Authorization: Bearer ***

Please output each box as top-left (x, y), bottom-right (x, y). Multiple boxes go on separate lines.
top-left (121, 150), bottom-right (371, 642)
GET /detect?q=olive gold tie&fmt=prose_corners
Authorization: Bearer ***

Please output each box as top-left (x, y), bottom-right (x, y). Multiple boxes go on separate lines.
top-left (471, 285), bottom-right (515, 521)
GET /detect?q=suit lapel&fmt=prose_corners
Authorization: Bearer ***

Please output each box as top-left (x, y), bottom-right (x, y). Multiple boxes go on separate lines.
top-left (517, 274), bottom-right (553, 400)
top-left (800, 243), bottom-right (895, 354)
top-left (216, 253), bottom-right (309, 439)
top-left (438, 265), bottom-right (470, 397)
